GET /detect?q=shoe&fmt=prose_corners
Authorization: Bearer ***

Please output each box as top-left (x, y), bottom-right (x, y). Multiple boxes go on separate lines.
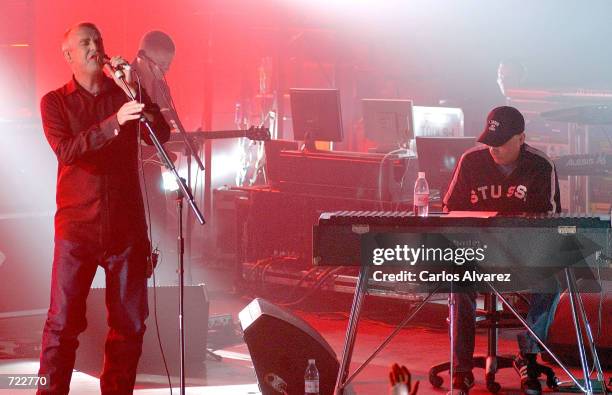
top-left (513, 353), bottom-right (542, 395)
top-left (447, 371), bottom-right (474, 395)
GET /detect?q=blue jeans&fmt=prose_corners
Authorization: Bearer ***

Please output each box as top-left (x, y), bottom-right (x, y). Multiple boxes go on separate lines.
top-left (37, 239), bottom-right (149, 395)
top-left (451, 285), bottom-right (560, 373)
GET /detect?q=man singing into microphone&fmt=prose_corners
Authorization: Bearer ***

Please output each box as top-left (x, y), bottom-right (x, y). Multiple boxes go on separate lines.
top-left (37, 22), bottom-right (170, 394)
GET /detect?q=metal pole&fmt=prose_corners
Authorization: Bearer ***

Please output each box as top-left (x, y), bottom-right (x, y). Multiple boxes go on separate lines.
top-left (177, 195), bottom-right (186, 395)
top-left (334, 265), bottom-right (369, 394)
top-left (344, 284), bottom-right (441, 386)
top-left (565, 269), bottom-right (593, 395)
top-left (569, 269), bottom-right (605, 383)
top-left (449, 280), bottom-right (455, 394)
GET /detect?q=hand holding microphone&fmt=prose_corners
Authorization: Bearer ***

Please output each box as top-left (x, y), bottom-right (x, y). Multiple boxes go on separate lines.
top-left (98, 54), bottom-right (144, 126)
top-left (100, 54), bottom-right (137, 98)
top-left (101, 54), bottom-right (131, 76)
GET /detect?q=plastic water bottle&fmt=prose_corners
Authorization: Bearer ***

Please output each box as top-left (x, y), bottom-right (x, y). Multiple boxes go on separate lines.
top-left (414, 171), bottom-right (429, 217)
top-left (304, 359), bottom-right (320, 395)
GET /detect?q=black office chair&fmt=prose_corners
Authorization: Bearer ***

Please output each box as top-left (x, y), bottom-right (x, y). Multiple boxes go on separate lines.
top-left (428, 293), bottom-right (557, 393)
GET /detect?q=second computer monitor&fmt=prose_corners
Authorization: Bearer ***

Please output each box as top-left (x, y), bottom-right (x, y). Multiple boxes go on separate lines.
top-left (362, 99), bottom-right (414, 151)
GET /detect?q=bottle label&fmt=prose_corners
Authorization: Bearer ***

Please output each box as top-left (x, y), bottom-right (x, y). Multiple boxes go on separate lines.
top-left (414, 193), bottom-right (429, 206)
top-left (305, 380), bottom-right (319, 393)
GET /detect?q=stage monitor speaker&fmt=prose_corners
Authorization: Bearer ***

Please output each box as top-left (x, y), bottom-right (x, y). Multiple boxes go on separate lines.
top-left (239, 298), bottom-right (339, 395)
top-left (76, 284), bottom-right (209, 377)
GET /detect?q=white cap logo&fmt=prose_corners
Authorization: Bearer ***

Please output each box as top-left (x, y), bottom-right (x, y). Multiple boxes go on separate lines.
top-left (488, 120), bottom-right (500, 132)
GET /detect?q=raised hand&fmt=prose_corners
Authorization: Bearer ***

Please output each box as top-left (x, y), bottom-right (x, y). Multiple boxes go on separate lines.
top-left (389, 363), bottom-right (419, 395)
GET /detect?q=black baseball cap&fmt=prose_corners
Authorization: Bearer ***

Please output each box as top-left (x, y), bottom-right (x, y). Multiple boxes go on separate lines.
top-left (477, 106), bottom-right (525, 147)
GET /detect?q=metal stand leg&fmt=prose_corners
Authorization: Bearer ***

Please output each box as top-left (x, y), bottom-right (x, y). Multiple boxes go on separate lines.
top-left (565, 268), bottom-right (595, 395)
top-left (484, 278), bottom-right (587, 393)
top-left (570, 269), bottom-right (605, 384)
top-left (343, 283), bottom-right (442, 387)
top-left (485, 294), bottom-right (498, 380)
top-left (176, 194), bottom-right (187, 395)
top-left (449, 283), bottom-right (455, 393)
top-left (334, 265), bottom-right (370, 395)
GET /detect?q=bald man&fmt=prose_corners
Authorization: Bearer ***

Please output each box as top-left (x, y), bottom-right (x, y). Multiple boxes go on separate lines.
top-left (37, 22), bottom-right (170, 394)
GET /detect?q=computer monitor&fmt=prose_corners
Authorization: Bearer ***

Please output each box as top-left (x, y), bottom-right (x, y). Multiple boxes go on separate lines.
top-left (416, 136), bottom-right (477, 195)
top-left (362, 99), bottom-right (414, 151)
top-left (290, 88), bottom-right (343, 149)
top-left (412, 106), bottom-right (464, 137)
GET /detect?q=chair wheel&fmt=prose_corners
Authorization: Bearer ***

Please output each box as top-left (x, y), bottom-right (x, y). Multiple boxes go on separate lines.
top-left (486, 381), bottom-right (501, 393)
top-left (429, 373), bottom-right (444, 388)
top-left (546, 375), bottom-right (558, 389)
top-left (485, 373), bottom-right (501, 394)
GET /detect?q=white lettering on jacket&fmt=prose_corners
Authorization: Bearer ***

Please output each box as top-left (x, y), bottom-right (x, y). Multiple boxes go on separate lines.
top-left (470, 185), bottom-right (527, 204)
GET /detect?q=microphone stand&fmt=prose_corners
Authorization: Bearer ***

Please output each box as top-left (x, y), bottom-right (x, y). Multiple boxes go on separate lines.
top-left (152, 55), bottom-right (205, 282)
top-left (173, 112), bottom-right (204, 285)
top-left (111, 67), bottom-right (204, 395)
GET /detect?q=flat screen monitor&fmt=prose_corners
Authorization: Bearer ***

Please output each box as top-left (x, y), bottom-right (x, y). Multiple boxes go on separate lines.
top-left (362, 99), bottom-right (414, 150)
top-left (413, 106), bottom-right (464, 137)
top-left (290, 88), bottom-right (343, 144)
top-left (416, 136), bottom-right (477, 195)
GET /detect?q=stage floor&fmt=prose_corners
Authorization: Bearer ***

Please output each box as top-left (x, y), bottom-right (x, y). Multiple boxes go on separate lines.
top-left (0, 267), bottom-right (609, 395)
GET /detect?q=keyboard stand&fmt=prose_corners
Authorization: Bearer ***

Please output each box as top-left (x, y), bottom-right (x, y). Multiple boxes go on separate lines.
top-left (483, 267), bottom-right (606, 395)
top-left (333, 266), bottom-right (442, 394)
top-left (333, 265), bottom-right (606, 395)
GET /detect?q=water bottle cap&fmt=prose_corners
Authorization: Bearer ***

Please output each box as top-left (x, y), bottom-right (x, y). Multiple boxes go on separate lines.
top-left (418, 171), bottom-right (425, 178)
top-left (308, 359), bottom-right (315, 364)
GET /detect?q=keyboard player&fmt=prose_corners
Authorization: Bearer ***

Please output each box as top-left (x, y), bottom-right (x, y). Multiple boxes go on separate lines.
top-left (443, 106), bottom-right (561, 395)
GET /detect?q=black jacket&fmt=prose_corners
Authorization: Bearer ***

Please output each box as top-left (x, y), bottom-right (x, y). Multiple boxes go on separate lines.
top-left (444, 144), bottom-right (561, 213)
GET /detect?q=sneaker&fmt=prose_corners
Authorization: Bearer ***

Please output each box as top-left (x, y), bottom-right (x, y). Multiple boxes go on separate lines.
top-left (447, 371), bottom-right (474, 395)
top-left (513, 353), bottom-right (542, 395)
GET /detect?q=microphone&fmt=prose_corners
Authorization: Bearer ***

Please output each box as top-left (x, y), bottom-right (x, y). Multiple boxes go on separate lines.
top-left (100, 54), bottom-right (131, 78)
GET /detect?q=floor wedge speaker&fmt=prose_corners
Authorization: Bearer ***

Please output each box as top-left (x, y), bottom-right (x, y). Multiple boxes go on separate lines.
top-left (239, 298), bottom-right (339, 395)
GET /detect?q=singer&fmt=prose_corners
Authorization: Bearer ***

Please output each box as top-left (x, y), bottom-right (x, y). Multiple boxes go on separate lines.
top-left (37, 22), bottom-right (170, 394)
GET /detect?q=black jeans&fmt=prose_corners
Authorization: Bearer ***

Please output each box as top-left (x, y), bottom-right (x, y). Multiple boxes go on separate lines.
top-left (37, 239), bottom-right (149, 395)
